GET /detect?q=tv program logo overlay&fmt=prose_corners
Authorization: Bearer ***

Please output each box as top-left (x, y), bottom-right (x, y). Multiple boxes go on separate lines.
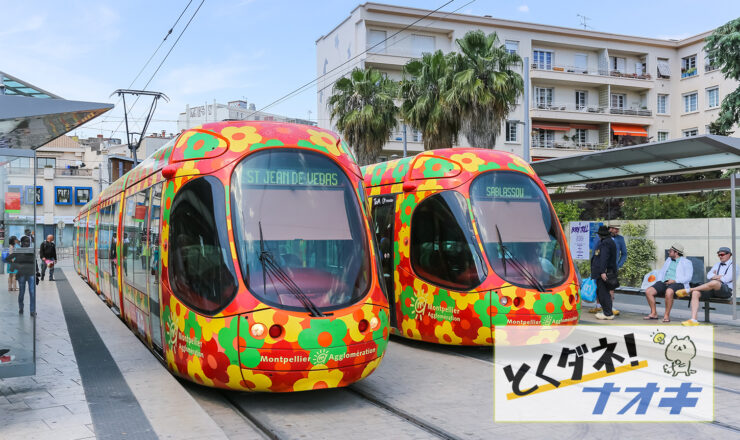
top-left (493, 326), bottom-right (713, 422)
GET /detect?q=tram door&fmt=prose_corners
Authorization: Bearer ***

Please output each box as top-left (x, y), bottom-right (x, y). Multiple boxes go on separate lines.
top-left (370, 195), bottom-right (397, 328)
top-left (147, 183), bottom-right (163, 352)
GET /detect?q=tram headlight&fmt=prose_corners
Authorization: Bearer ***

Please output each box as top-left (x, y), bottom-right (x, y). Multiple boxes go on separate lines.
top-left (250, 323), bottom-right (266, 338)
top-left (369, 317), bottom-right (379, 330)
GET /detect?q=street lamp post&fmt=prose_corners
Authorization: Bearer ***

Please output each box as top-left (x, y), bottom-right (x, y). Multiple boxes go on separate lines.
top-left (522, 56), bottom-right (530, 162)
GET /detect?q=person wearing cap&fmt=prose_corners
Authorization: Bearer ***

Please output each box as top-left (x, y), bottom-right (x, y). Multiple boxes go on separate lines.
top-left (643, 243), bottom-right (693, 322)
top-left (590, 225), bottom-right (617, 320)
top-left (681, 247), bottom-right (738, 326)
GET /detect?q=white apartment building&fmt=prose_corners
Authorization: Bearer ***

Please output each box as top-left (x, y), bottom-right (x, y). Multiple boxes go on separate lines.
top-left (316, 3), bottom-right (738, 160)
top-left (177, 99), bottom-right (315, 132)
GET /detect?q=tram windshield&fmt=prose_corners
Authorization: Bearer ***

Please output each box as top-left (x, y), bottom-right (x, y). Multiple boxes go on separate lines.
top-left (231, 149), bottom-right (370, 312)
top-left (469, 171), bottom-right (568, 289)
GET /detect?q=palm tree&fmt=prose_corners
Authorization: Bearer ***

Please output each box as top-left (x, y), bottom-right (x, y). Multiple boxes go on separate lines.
top-left (446, 30), bottom-right (523, 148)
top-left (328, 68), bottom-right (398, 165)
top-left (399, 50), bottom-right (460, 150)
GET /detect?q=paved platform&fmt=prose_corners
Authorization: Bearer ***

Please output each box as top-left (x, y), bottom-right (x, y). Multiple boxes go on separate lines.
top-left (2, 261), bottom-right (740, 439)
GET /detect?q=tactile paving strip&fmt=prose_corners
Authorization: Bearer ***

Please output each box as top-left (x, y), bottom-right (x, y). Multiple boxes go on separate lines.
top-left (56, 269), bottom-right (157, 439)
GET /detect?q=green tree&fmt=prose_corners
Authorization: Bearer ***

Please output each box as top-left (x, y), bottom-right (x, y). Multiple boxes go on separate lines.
top-left (400, 50), bottom-right (460, 150)
top-left (620, 223), bottom-right (656, 287)
top-left (552, 188), bottom-right (583, 226)
top-left (446, 30), bottom-right (523, 147)
top-left (328, 68), bottom-right (398, 165)
top-left (705, 17), bottom-right (740, 135)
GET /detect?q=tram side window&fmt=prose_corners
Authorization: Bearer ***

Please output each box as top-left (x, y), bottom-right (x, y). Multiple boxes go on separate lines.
top-left (123, 189), bottom-right (150, 292)
top-left (148, 183), bottom-right (163, 299)
top-left (169, 176), bottom-right (237, 314)
top-left (410, 192), bottom-right (486, 291)
top-left (87, 212), bottom-right (96, 265)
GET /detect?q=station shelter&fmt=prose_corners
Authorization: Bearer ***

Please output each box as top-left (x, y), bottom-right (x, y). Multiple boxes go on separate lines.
top-left (0, 71), bottom-right (112, 377)
top-left (531, 134), bottom-right (740, 319)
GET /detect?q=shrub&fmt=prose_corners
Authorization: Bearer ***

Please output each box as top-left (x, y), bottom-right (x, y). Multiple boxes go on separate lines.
top-left (620, 223), bottom-right (656, 286)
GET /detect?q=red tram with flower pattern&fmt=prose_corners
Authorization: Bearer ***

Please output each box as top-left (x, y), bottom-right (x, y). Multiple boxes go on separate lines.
top-left (74, 121), bottom-right (389, 391)
top-left (363, 148), bottom-right (579, 346)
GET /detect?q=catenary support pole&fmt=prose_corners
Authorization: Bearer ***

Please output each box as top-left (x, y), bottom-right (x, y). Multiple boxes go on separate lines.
top-left (523, 56), bottom-right (530, 162)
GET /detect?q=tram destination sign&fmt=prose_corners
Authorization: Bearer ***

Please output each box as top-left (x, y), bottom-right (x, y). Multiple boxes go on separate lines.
top-left (244, 168), bottom-right (340, 187)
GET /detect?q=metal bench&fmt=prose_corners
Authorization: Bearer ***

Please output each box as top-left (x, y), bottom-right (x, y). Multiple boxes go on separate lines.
top-left (614, 286), bottom-right (731, 322)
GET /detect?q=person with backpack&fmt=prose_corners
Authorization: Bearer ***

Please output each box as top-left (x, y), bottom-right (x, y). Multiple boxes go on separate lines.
top-left (5, 236), bottom-right (18, 291)
top-left (39, 234), bottom-right (57, 281)
top-left (9, 236), bottom-right (38, 316)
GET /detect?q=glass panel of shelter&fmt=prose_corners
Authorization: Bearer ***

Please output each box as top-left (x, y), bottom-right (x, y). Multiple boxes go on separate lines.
top-left (0, 151), bottom-right (38, 378)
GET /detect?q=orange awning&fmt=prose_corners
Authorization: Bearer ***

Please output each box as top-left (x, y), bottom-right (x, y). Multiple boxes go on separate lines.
top-left (532, 123), bottom-right (570, 131)
top-left (611, 124), bottom-right (648, 137)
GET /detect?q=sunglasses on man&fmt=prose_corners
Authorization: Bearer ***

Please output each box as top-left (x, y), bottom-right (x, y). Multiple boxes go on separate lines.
top-left (718, 253), bottom-right (728, 257)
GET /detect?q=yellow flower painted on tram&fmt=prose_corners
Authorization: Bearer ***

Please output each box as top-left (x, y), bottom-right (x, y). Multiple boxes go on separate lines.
top-left (187, 357), bottom-right (214, 387)
top-left (449, 291), bottom-right (479, 311)
top-left (434, 321), bottom-right (462, 345)
top-left (170, 296), bottom-right (187, 332)
top-left (306, 129), bottom-right (341, 156)
top-left (397, 225), bottom-right (410, 260)
top-left (474, 326), bottom-right (494, 345)
top-left (196, 316), bottom-right (226, 341)
top-left (293, 367), bottom-right (344, 391)
top-left (361, 358), bottom-right (382, 379)
top-left (450, 152), bottom-right (485, 172)
top-left (413, 278), bottom-right (435, 306)
top-left (416, 179), bottom-right (443, 191)
top-left (400, 317), bottom-right (421, 340)
top-left (174, 159), bottom-right (197, 178)
top-left (525, 329), bottom-right (562, 346)
top-left (492, 327), bottom-right (511, 346)
top-left (342, 304), bottom-right (375, 342)
top-left (234, 365), bottom-right (273, 391)
top-left (221, 125), bottom-right (262, 152)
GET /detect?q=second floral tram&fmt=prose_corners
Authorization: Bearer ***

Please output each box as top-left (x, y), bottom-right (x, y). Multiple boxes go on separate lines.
top-left (363, 148), bottom-right (580, 346)
top-left (74, 122), bottom-right (389, 392)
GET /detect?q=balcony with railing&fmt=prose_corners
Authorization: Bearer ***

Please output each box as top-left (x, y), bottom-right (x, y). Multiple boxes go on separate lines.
top-left (532, 102), bottom-right (652, 117)
top-left (531, 140), bottom-right (609, 151)
top-left (530, 63), bottom-right (652, 80)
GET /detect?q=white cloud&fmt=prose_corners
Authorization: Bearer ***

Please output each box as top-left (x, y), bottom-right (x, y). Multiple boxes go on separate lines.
top-left (518, 5), bottom-right (530, 13)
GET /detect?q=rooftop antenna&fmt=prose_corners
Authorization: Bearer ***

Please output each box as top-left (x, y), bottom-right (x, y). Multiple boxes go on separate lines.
top-left (577, 14), bottom-right (592, 30)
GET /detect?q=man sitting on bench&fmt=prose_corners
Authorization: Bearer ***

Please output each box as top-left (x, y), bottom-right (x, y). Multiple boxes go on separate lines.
top-left (644, 243), bottom-right (692, 323)
top-left (680, 246), bottom-right (737, 326)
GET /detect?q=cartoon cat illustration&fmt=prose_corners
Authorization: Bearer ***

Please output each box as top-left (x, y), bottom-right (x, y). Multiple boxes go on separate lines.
top-left (663, 335), bottom-right (697, 377)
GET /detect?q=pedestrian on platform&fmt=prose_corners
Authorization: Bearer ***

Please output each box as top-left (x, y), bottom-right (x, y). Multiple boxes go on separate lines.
top-left (591, 225), bottom-right (617, 320)
top-left (681, 247), bottom-right (738, 326)
top-left (6, 236), bottom-right (18, 291)
top-left (9, 236), bottom-right (38, 316)
top-left (643, 243), bottom-right (692, 323)
top-left (39, 234), bottom-right (57, 281)
top-left (590, 224), bottom-right (628, 315)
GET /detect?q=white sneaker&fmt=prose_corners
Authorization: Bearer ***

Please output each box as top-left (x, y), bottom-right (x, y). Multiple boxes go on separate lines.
top-left (595, 312), bottom-right (615, 320)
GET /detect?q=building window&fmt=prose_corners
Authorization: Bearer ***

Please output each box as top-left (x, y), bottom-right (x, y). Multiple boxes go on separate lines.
top-left (707, 87), bottom-right (720, 108)
top-left (657, 94), bottom-right (668, 114)
top-left (411, 34), bottom-right (435, 57)
top-left (657, 58), bottom-right (671, 78)
top-left (505, 122), bottom-right (517, 142)
top-left (534, 87), bottom-right (553, 107)
top-left (36, 157), bottom-right (56, 168)
top-left (533, 50), bottom-right (552, 70)
top-left (681, 55), bottom-right (697, 78)
top-left (535, 130), bottom-right (555, 148)
top-left (683, 92), bottom-right (698, 113)
top-left (24, 186), bottom-right (42, 205)
top-left (574, 54), bottom-right (588, 73)
top-left (55, 186), bottom-right (72, 205)
top-left (611, 93), bottom-right (626, 109)
top-left (609, 56), bottom-right (626, 73)
top-left (657, 131), bottom-right (669, 142)
top-left (505, 40), bottom-right (519, 54)
top-left (575, 90), bottom-right (587, 110)
top-left (683, 128), bottom-right (698, 137)
top-left (367, 30), bottom-right (386, 53)
top-left (705, 54), bottom-right (719, 72)
top-left (574, 129), bottom-right (587, 145)
top-left (75, 187), bottom-right (92, 205)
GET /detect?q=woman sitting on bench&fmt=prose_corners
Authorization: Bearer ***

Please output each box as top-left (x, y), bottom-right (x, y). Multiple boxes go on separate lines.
top-left (681, 247), bottom-right (737, 326)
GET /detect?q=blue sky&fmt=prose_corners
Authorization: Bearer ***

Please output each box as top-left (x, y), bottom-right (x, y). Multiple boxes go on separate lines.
top-left (2, 0), bottom-right (738, 141)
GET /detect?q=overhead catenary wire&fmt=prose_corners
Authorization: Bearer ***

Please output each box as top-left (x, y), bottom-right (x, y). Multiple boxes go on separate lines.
top-left (99, 0), bottom-right (196, 135)
top-left (108, 0), bottom-right (205, 140)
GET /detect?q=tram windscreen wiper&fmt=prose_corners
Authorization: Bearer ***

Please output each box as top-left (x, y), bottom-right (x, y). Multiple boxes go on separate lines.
top-left (495, 225), bottom-right (546, 292)
top-left (258, 222), bottom-right (325, 317)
